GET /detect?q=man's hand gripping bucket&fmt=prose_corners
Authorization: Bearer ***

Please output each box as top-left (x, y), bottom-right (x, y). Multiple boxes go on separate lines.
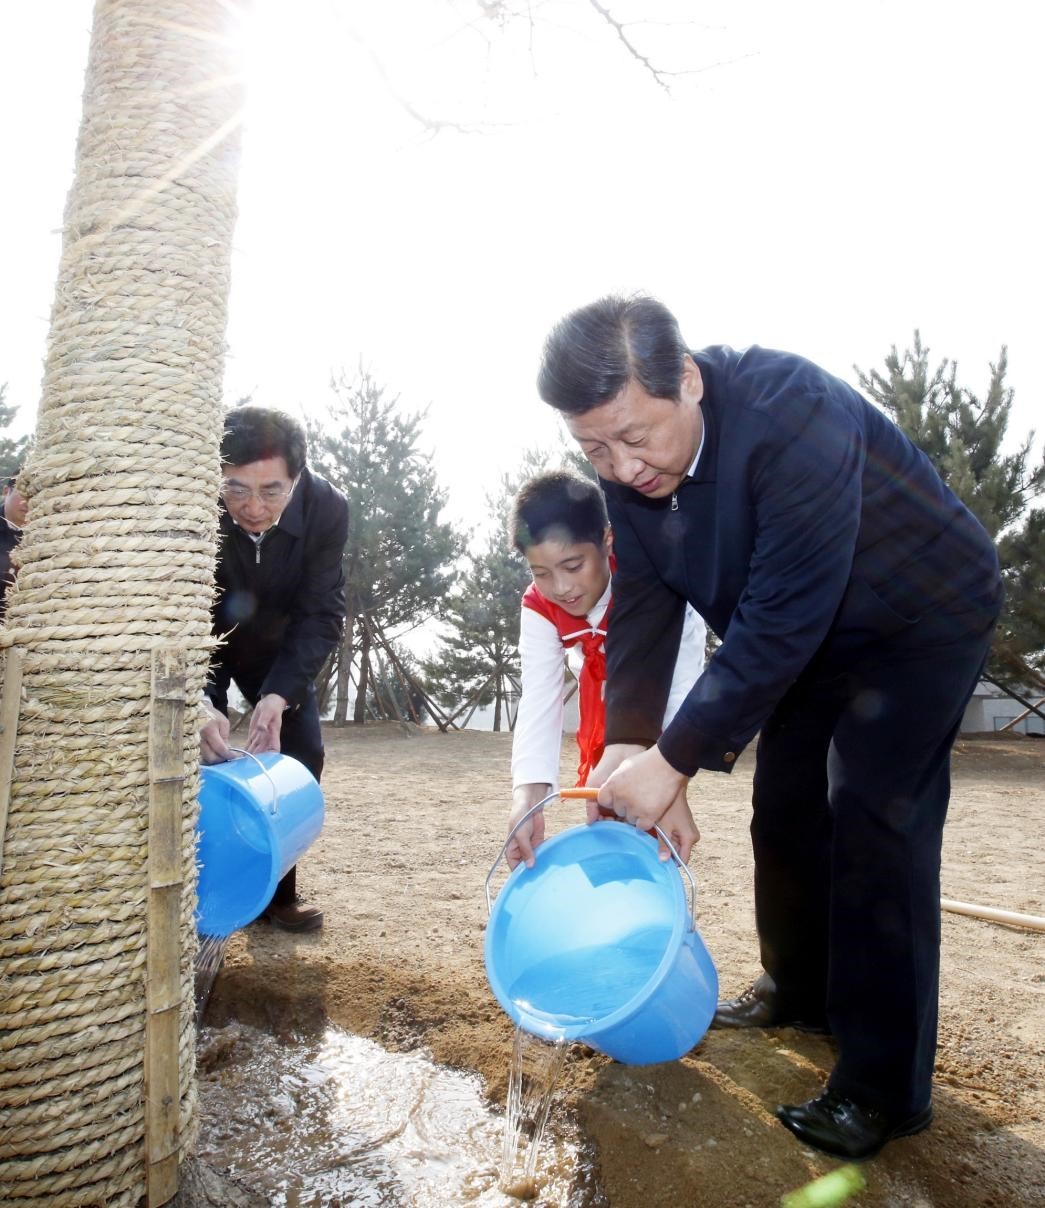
top-left (484, 788), bottom-right (718, 1065)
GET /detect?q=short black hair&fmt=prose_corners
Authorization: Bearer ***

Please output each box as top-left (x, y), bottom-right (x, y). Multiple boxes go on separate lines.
top-left (221, 406), bottom-right (307, 477)
top-left (510, 470), bottom-right (609, 553)
top-left (537, 294), bottom-right (689, 415)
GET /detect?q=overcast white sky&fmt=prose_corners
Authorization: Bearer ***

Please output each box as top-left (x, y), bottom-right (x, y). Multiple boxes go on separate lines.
top-left (0, 1), bottom-right (1041, 531)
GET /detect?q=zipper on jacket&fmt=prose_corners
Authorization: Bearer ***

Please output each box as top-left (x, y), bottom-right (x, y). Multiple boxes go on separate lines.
top-left (671, 492), bottom-right (679, 512)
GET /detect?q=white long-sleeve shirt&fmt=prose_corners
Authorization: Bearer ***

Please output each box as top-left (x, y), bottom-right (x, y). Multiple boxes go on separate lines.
top-left (511, 583), bottom-right (707, 790)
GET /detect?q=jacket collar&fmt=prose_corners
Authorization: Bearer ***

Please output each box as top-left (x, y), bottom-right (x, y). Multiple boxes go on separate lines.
top-left (273, 467), bottom-right (308, 537)
top-left (687, 351), bottom-right (719, 485)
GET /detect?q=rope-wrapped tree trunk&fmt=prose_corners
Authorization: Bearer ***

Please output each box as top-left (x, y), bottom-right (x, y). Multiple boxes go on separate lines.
top-left (0, 2), bottom-right (244, 1204)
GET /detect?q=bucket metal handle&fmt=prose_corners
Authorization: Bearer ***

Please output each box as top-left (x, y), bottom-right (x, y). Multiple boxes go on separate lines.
top-left (226, 747), bottom-right (280, 816)
top-left (484, 787), bottom-right (697, 925)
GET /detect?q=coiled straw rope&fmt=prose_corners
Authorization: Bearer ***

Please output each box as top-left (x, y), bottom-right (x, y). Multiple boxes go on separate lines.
top-left (0, 2), bottom-right (243, 1204)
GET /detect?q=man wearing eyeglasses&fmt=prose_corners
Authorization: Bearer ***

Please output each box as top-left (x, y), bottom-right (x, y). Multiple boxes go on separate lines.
top-left (0, 476), bottom-right (28, 616)
top-left (201, 405), bottom-right (349, 931)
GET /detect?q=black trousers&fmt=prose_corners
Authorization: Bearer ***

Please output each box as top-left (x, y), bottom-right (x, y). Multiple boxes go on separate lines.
top-left (750, 601), bottom-right (997, 1116)
top-left (225, 681), bottom-right (325, 908)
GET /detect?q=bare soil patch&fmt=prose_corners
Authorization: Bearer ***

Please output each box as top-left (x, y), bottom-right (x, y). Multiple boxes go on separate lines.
top-left (205, 725), bottom-right (1045, 1206)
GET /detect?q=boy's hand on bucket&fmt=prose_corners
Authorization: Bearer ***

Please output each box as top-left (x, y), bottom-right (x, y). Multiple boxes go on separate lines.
top-left (506, 784), bottom-right (551, 869)
top-left (594, 745), bottom-right (699, 861)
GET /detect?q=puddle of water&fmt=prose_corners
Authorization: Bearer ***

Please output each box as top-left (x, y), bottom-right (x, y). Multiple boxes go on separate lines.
top-left (197, 1022), bottom-right (598, 1206)
top-left (500, 1028), bottom-right (569, 1199)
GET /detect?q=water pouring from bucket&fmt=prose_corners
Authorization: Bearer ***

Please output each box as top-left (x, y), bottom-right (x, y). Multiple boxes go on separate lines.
top-left (485, 788), bottom-right (718, 1066)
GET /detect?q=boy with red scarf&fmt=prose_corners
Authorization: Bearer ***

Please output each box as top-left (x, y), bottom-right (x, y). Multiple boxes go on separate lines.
top-left (506, 470), bottom-right (705, 868)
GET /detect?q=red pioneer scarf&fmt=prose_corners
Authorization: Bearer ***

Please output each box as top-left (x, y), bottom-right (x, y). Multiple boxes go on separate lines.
top-left (522, 582), bottom-right (612, 786)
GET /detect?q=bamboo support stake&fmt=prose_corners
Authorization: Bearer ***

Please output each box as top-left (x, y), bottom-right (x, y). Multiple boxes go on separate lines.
top-left (367, 633), bottom-right (401, 722)
top-left (981, 673), bottom-right (1045, 727)
top-left (997, 695), bottom-right (1045, 733)
top-left (370, 618), bottom-right (421, 725)
top-left (145, 647), bottom-right (189, 1206)
top-left (941, 897), bottom-right (1045, 933)
top-left (391, 653), bottom-right (422, 724)
top-left (376, 623), bottom-right (457, 730)
top-left (346, 665), bottom-right (381, 722)
top-left (0, 647), bottom-right (24, 877)
top-left (447, 671), bottom-right (496, 727)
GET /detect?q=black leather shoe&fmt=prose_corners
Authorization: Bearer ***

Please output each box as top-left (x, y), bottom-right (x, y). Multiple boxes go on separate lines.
top-left (712, 973), bottom-right (829, 1033)
top-left (776, 1089), bottom-right (933, 1160)
top-left (261, 897), bottom-right (324, 932)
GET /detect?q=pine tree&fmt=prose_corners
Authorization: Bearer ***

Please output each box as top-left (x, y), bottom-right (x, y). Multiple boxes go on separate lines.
top-left (423, 472), bottom-right (531, 730)
top-left (857, 334), bottom-right (1045, 682)
top-left (306, 369), bottom-right (463, 724)
top-left (365, 643), bottom-right (429, 723)
top-left (0, 384), bottom-right (30, 479)
top-left (996, 508), bottom-right (1045, 678)
top-left (856, 334), bottom-right (1044, 539)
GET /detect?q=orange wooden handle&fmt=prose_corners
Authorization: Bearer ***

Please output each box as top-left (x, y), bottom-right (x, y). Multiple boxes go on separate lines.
top-left (560, 787), bottom-right (599, 799)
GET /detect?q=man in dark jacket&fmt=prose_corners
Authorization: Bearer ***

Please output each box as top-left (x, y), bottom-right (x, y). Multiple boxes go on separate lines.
top-left (201, 406), bottom-right (349, 931)
top-left (536, 295), bottom-right (1001, 1160)
top-left (0, 477), bottom-right (27, 615)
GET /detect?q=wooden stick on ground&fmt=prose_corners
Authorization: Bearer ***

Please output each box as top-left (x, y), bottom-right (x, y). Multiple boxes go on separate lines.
top-left (941, 897), bottom-right (1045, 932)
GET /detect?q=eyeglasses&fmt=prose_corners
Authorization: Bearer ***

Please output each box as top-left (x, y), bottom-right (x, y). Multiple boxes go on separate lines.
top-left (220, 480), bottom-right (295, 505)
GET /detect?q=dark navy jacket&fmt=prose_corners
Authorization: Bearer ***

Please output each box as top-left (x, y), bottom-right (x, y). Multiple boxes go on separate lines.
top-left (206, 467), bottom-right (349, 709)
top-left (0, 519), bottom-right (19, 615)
top-left (603, 345), bottom-right (1002, 776)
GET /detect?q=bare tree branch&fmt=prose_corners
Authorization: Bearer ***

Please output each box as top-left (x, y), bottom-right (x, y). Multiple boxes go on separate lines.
top-left (364, 35), bottom-right (515, 136)
top-left (331, 6), bottom-right (516, 138)
top-left (580, 2), bottom-right (758, 93)
top-left (339, 1), bottom-right (755, 134)
top-left (585, 0), bottom-right (673, 93)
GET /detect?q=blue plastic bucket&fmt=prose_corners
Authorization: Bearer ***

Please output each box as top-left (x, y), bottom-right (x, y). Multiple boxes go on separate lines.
top-left (196, 752), bottom-right (324, 936)
top-left (485, 816), bottom-right (718, 1065)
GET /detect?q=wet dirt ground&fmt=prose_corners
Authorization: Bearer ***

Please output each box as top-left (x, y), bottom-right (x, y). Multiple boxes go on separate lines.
top-left (201, 724), bottom-right (1045, 1206)
top-left (192, 1020), bottom-right (591, 1206)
